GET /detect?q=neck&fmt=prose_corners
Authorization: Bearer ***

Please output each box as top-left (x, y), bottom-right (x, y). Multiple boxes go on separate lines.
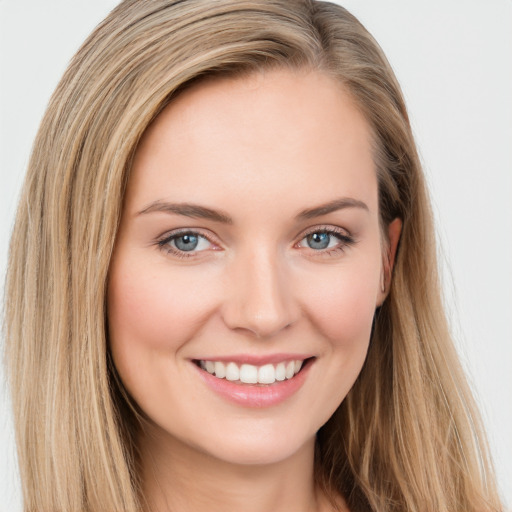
top-left (138, 424), bottom-right (338, 512)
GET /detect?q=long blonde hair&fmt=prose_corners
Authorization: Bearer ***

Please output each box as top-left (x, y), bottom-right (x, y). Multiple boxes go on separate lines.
top-left (4, 1), bottom-right (503, 511)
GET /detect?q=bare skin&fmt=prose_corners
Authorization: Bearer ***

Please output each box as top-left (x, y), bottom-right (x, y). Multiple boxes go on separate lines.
top-left (139, 431), bottom-right (341, 512)
top-left (108, 68), bottom-right (401, 512)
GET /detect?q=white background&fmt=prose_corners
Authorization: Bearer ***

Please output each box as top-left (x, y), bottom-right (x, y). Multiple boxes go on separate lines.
top-left (1, 1), bottom-right (511, 510)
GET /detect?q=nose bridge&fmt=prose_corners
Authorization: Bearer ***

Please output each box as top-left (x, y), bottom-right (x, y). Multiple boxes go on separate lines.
top-left (222, 243), bottom-right (297, 338)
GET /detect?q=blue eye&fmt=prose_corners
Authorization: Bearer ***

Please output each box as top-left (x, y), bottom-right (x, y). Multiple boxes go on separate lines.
top-left (306, 232), bottom-right (331, 250)
top-left (158, 231), bottom-right (213, 255)
top-left (174, 233), bottom-right (199, 251)
top-left (297, 228), bottom-right (355, 255)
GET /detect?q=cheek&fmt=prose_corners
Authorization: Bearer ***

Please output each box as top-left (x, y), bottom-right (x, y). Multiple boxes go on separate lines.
top-left (298, 259), bottom-right (380, 346)
top-left (107, 255), bottom-right (219, 361)
top-left (300, 260), bottom-right (381, 420)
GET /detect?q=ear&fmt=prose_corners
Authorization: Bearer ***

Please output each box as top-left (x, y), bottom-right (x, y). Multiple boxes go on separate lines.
top-left (377, 218), bottom-right (402, 306)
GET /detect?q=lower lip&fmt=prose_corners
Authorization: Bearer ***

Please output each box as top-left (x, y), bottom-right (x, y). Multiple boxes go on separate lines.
top-left (193, 360), bottom-right (313, 408)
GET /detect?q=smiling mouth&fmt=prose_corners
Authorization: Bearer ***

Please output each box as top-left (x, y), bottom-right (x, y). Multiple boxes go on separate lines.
top-left (194, 358), bottom-right (313, 385)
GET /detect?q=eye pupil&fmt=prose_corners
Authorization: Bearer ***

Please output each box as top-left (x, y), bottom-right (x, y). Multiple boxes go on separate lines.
top-left (175, 234), bottom-right (199, 251)
top-left (307, 232), bottom-right (330, 250)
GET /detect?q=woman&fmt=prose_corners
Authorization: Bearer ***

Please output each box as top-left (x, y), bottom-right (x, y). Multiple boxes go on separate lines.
top-left (3, 1), bottom-right (504, 511)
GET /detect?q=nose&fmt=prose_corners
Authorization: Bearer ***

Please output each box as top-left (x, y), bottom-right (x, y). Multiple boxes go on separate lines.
top-left (221, 247), bottom-right (299, 338)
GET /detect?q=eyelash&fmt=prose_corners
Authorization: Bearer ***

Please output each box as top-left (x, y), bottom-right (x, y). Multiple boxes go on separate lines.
top-left (155, 226), bottom-right (356, 259)
top-left (296, 226), bottom-right (356, 257)
top-left (156, 229), bottom-right (217, 259)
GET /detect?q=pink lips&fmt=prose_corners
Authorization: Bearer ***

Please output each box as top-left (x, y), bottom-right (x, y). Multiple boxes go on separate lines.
top-left (193, 356), bottom-right (314, 408)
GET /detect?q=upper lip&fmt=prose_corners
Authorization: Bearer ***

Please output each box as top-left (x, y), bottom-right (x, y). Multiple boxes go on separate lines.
top-left (192, 353), bottom-right (315, 365)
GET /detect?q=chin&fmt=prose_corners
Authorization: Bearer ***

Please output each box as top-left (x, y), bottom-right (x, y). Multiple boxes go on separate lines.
top-left (198, 432), bottom-right (315, 467)
top-left (150, 415), bottom-right (318, 468)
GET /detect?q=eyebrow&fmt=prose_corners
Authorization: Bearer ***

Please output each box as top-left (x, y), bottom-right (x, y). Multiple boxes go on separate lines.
top-left (137, 201), bottom-right (233, 224)
top-left (296, 197), bottom-right (369, 220)
top-left (137, 196), bottom-right (369, 223)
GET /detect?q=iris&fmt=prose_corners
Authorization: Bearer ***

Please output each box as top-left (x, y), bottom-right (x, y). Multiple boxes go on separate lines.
top-left (306, 232), bottom-right (331, 250)
top-left (174, 234), bottom-right (199, 251)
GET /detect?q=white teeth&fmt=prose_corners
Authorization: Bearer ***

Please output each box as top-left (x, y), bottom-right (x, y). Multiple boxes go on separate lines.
top-left (239, 364), bottom-right (258, 384)
top-left (198, 358), bottom-right (306, 384)
top-left (285, 361), bottom-right (295, 379)
top-left (225, 362), bottom-right (239, 381)
top-left (275, 362), bottom-right (286, 381)
top-left (214, 361), bottom-right (226, 378)
top-left (258, 364), bottom-right (276, 384)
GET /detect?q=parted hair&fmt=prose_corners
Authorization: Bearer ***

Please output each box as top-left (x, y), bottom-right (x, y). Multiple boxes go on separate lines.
top-left (4, 1), bottom-right (502, 511)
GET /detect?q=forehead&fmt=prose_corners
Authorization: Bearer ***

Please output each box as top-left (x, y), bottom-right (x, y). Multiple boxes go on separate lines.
top-left (126, 68), bottom-right (378, 218)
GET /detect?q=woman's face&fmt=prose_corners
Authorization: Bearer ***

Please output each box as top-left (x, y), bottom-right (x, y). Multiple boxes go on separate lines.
top-left (108, 68), bottom-right (398, 466)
